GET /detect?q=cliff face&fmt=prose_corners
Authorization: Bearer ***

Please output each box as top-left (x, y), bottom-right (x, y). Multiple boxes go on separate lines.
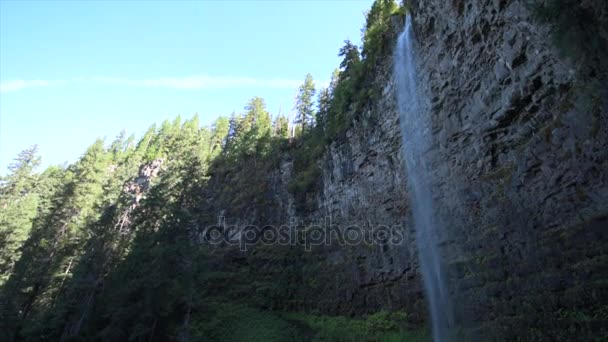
top-left (220, 57), bottom-right (427, 318)
top-left (287, 63), bottom-right (425, 317)
top-left (408, 0), bottom-right (608, 338)
top-left (213, 0), bottom-right (608, 339)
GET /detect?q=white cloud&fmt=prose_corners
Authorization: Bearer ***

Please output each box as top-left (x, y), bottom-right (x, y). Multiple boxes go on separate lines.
top-left (1, 75), bottom-right (328, 93)
top-left (0, 79), bottom-right (51, 93)
top-left (92, 75), bottom-right (303, 89)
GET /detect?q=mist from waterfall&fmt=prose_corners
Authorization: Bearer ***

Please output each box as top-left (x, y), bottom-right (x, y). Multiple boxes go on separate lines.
top-left (394, 15), bottom-right (454, 341)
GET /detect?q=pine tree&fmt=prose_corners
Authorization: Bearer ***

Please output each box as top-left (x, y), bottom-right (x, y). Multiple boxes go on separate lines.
top-left (92, 115), bottom-right (213, 341)
top-left (210, 116), bottom-right (230, 158)
top-left (316, 88), bottom-right (330, 134)
top-left (134, 124), bottom-right (157, 162)
top-left (245, 97), bottom-right (272, 157)
top-left (228, 97), bottom-right (272, 159)
top-left (0, 146), bottom-right (41, 285)
top-left (338, 40), bottom-right (361, 76)
top-left (109, 130), bottom-right (128, 162)
top-left (324, 42), bottom-right (363, 139)
top-left (0, 139), bottom-right (116, 340)
top-left (294, 74), bottom-right (316, 134)
top-left (362, 0), bottom-right (399, 62)
top-left (273, 115), bottom-right (290, 139)
top-left (329, 68), bottom-right (340, 92)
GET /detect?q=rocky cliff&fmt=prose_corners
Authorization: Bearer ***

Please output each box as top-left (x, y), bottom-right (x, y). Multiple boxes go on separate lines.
top-left (210, 55), bottom-right (427, 319)
top-left (410, 0), bottom-right (608, 339)
top-left (208, 1), bottom-right (608, 339)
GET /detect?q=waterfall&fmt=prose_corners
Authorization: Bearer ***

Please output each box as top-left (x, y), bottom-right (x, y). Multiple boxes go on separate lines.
top-left (394, 15), bottom-right (453, 341)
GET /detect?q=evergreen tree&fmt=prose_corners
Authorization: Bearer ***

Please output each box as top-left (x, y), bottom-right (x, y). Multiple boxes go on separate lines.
top-left (227, 97), bottom-right (272, 159)
top-left (329, 68), bottom-right (340, 92)
top-left (210, 116), bottom-right (230, 158)
top-left (135, 124), bottom-right (157, 162)
top-left (0, 146), bottom-right (41, 285)
top-left (0, 139), bottom-right (115, 340)
top-left (224, 112), bottom-right (243, 160)
top-left (323, 42), bottom-right (363, 139)
top-left (362, 0), bottom-right (399, 63)
top-left (294, 74), bottom-right (316, 133)
top-left (273, 115), bottom-right (290, 139)
top-left (109, 130), bottom-right (128, 162)
top-left (92, 116), bottom-right (212, 341)
top-left (316, 88), bottom-right (330, 134)
top-left (338, 40), bottom-right (361, 75)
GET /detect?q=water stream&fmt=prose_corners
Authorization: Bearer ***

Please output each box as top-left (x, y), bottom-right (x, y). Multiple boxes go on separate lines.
top-left (394, 14), bottom-right (454, 342)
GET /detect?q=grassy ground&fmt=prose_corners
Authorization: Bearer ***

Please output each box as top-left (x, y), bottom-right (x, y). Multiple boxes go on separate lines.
top-left (282, 312), bottom-right (430, 342)
top-left (190, 298), bottom-right (430, 341)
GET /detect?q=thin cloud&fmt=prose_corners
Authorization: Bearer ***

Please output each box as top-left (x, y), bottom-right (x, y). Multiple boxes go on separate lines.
top-left (1, 75), bottom-right (327, 93)
top-left (92, 75), bottom-right (303, 89)
top-left (0, 80), bottom-right (51, 93)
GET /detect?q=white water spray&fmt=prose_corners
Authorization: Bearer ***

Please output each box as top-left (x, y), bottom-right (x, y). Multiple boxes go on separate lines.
top-left (394, 15), bottom-right (453, 341)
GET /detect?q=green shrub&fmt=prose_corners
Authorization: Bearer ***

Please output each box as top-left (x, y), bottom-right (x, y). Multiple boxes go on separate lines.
top-left (283, 311), bottom-right (429, 342)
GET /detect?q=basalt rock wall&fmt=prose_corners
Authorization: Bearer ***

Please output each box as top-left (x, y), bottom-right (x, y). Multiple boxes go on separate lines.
top-left (211, 1), bottom-right (608, 338)
top-left (409, 0), bottom-right (608, 339)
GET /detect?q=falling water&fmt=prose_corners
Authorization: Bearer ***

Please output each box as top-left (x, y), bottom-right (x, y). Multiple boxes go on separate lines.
top-left (394, 15), bottom-right (453, 341)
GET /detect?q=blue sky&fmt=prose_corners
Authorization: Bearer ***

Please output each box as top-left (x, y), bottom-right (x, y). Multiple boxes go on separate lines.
top-left (0, 0), bottom-right (373, 174)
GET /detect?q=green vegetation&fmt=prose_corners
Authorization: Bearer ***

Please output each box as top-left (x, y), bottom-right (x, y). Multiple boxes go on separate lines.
top-left (190, 301), bottom-right (304, 342)
top-left (522, 306), bottom-right (608, 341)
top-left (0, 114), bottom-right (226, 341)
top-left (283, 311), bottom-right (430, 342)
top-left (295, 73), bottom-right (317, 134)
top-left (186, 299), bottom-right (429, 342)
top-left (287, 0), bottom-right (405, 209)
top-left (0, 146), bottom-right (42, 286)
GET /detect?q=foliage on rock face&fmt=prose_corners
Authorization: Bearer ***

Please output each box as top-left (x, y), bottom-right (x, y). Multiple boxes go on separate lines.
top-left (288, 0), bottom-right (404, 209)
top-left (362, 0), bottom-right (400, 70)
top-left (529, 0), bottom-right (607, 63)
top-left (0, 0), bottom-right (409, 339)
